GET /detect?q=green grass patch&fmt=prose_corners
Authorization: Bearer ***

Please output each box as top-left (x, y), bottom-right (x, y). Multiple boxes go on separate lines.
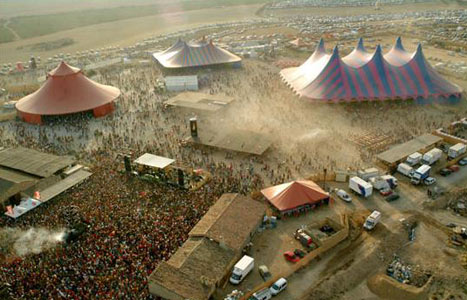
top-left (0, 20), bottom-right (15, 43)
top-left (8, 0), bottom-right (272, 40)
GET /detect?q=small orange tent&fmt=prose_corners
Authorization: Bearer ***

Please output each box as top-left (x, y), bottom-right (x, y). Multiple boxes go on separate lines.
top-left (261, 180), bottom-right (329, 213)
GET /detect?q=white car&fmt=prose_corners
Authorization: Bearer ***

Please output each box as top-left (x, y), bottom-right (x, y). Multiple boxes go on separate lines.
top-left (270, 277), bottom-right (287, 296)
top-left (336, 189), bottom-right (352, 203)
top-left (424, 177), bottom-right (436, 185)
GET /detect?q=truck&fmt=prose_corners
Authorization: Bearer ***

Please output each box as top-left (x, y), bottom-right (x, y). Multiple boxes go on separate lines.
top-left (363, 210), bottom-right (381, 230)
top-left (421, 148), bottom-right (442, 165)
top-left (448, 143), bottom-right (466, 159)
top-left (381, 175), bottom-right (398, 189)
top-left (369, 175), bottom-right (398, 190)
top-left (411, 164), bottom-right (431, 185)
top-left (406, 152), bottom-right (422, 166)
top-left (369, 177), bottom-right (390, 191)
top-left (397, 163), bottom-right (414, 178)
top-left (357, 167), bottom-right (379, 181)
top-left (230, 255), bottom-right (254, 285)
top-left (349, 176), bottom-right (373, 197)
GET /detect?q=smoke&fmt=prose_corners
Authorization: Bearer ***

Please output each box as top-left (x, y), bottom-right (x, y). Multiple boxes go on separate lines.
top-left (0, 227), bottom-right (65, 257)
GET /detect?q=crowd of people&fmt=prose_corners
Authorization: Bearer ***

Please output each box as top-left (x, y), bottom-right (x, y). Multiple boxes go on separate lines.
top-left (0, 55), bottom-right (465, 298)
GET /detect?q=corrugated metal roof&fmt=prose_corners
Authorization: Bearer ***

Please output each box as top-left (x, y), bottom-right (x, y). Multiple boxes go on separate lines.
top-left (0, 147), bottom-right (76, 178)
top-left (377, 134), bottom-right (443, 164)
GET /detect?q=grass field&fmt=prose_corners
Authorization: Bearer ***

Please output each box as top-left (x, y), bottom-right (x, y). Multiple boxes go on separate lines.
top-left (0, 20), bottom-right (15, 43)
top-left (0, 4), bottom-right (263, 63)
top-left (0, 0), bottom-right (272, 42)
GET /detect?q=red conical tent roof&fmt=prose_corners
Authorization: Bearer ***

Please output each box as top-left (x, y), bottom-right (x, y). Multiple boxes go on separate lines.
top-left (16, 62), bottom-right (120, 116)
top-left (261, 180), bottom-right (329, 212)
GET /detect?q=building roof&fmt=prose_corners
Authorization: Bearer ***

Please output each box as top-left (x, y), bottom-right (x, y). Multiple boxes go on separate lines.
top-left (16, 61), bottom-right (120, 116)
top-left (187, 128), bottom-right (271, 155)
top-left (261, 180), bottom-right (329, 212)
top-left (189, 193), bottom-right (266, 251)
top-left (134, 153), bottom-right (175, 169)
top-left (149, 260), bottom-right (212, 300)
top-left (0, 147), bottom-right (75, 178)
top-left (165, 92), bottom-right (234, 112)
top-left (280, 37), bottom-right (463, 102)
top-left (149, 238), bottom-right (236, 300)
top-left (377, 133), bottom-right (443, 165)
top-left (153, 39), bottom-right (241, 69)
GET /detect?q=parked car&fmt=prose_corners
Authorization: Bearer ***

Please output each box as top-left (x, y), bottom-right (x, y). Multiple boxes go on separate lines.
top-left (386, 193), bottom-right (400, 202)
top-left (458, 157), bottom-right (467, 166)
top-left (270, 278), bottom-right (288, 296)
top-left (294, 249), bottom-right (306, 258)
top-left (423, 177), bottom-right (436, 185)
top-left (379, 188), bottom-right (393, 196)
top-left (439, 168), bottom-right (452, 176)
top-left (448, 165), bottom-right (460, 172)
top-left (258, 265), bottom-right (271, 281)
top-left (336, 189), bottom-right (352, 202)
top-left (249, 287), bottom-right (272, 300)
top-left (283, 251), bottom-right (300, 263)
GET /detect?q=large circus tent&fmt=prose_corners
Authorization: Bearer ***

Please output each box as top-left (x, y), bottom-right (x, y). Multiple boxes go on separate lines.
top-left (153, 38), bottom-right (242, 69)
top-left (280, 37), bottom-right (463, 102)
top-left (16, 62), bottom-right (120, 124)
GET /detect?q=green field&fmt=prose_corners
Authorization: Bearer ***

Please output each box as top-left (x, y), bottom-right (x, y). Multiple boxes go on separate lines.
top-left (1, 0), bottom-right (271, 42)
top-left (0, 20), bottom-right (15, 43)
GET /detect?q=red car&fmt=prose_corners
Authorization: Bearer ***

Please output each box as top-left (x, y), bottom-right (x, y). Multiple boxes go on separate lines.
top-left (283, 251), bottom-right (300, 263)
top-left (380, 188), bottom-right (393, 196)
top-left (448, 165), bottom-right (460, 172)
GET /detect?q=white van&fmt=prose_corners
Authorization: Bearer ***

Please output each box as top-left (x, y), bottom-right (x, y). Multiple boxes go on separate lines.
top-left (230, 255), bottom-right (254, 285)
top-left (363, 210), bottom-right (381, 231)
top-left (270, 278), bottom-right (287, 296)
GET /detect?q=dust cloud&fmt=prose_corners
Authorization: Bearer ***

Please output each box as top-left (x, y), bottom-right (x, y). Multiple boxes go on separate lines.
top-left (0, 227), bottom-right (65, 257)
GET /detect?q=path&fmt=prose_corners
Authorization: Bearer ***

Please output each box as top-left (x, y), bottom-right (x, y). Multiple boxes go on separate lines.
top-left (2, 19), bottom-right (20, 41)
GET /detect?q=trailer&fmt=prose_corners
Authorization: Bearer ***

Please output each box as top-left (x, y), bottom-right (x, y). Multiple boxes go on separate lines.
top-left (357, 168), bottom-right (379, 181)
top-left (421, 148), bottom-right (442, 165)
top-left (349, 176), bottom-right (373, 198)
top-left (406, 152), bottom-right (422, 166)
top-left (397, 163), bottom-right (414, 178)
top-left (448, 143), bottom-right (466, 159)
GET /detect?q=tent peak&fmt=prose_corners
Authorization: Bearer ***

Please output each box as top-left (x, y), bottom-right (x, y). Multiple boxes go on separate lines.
top-left (356, 37), bottom-right (365, 51)
top-left (395, 36), bottom-right (405, 50)
top-left (316, 38), bottom-right (325, 52)
top-left (48, 61), bottom-right (81, 77)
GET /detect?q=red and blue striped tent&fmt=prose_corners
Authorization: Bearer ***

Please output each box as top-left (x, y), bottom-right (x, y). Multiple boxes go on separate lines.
top-left (153, 39), bottom-right (241, 69)
top-left (280, 37), bottom-right (463, 102)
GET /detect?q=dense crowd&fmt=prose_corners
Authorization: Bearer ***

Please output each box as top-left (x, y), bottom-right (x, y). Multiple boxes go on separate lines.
top-left (0, 57), bottom-right (465, 298)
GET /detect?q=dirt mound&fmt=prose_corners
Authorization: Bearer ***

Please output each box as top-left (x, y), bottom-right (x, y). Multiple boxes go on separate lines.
top-left (367, 274), bottom-right (430, 300)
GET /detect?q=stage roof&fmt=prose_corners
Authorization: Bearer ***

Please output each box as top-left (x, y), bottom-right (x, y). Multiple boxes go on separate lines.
top-left (153, 39), bottom-right (241, 69)
top-left (377, 133), bottom-right (443, 165)
top-left (0, 147), bottom-right (75, 178)
top-left (186, 129), bottom-right (271, 155)
top-left (134, 153), bottom-right (175, 169)
top-left (165, 92), bottom-right (234, 112)
top-left (281, 37), bottom-right (463, 102)
top-left (16, 61), bottom-right (120, 116)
